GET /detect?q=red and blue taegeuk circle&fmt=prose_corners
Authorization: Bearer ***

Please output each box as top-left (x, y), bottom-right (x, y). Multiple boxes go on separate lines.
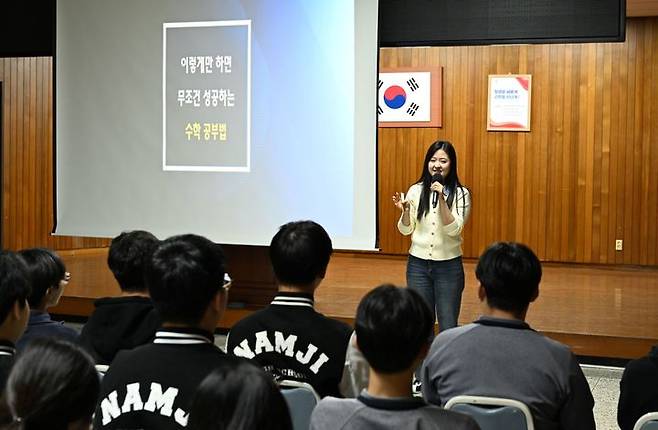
top-left (383, 85), bottom-right (406, 109)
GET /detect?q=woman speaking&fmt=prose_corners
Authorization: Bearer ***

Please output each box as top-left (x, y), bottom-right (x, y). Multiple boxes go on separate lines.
top-left (392, 140), bottom-right (471, 332)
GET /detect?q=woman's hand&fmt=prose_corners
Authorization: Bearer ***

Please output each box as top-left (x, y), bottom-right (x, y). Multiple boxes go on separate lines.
top-left (430, 181), bottom-right (444, 195)
top-left (392, 192), bottom-right (410, 212)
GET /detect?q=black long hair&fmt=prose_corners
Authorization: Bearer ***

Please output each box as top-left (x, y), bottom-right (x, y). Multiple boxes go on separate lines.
top-left (17, 248), bottom-right (66, 308)
top-left (416, 140), bottom-right (466, 220)
top-left (187, 360), bottom-right (292, 430)
top-left (0, 338), bottom-right (100, 430)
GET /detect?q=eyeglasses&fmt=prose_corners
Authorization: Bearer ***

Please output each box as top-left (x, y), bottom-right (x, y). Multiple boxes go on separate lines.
top-left (222, 273), bottom-right (232, 291)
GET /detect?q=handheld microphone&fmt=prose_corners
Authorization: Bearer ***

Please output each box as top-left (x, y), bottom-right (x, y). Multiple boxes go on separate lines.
top-left (431, 173), bottom-right (444, 208)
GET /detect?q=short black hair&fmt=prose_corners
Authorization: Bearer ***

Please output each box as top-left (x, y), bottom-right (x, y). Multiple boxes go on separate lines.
top-left (475, 242), bottom-right (542, 315)
top-left (17, 248), bottom-right (65, 308)
top-left (1, 338), bottom-right (99, 429)
top-left (145, 234), bottom-right (225, 325)
top-left (188, 360), bottom-right (292, 430)
top-left (269, 221), bottom-right (332, 287)
top-left (355, 284), bottom-right (433, 373)
top-left (108, 230), bottom-right (160, 292)
top-left (0, 251), bottom-right (31, 324)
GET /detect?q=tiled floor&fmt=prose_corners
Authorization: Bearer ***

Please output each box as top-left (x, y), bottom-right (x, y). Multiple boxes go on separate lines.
top-left (583, 365), bottom-right (624, 430)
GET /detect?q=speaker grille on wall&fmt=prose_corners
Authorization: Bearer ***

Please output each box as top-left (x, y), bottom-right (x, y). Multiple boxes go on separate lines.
top-left (379, 0), bottom-right (626, 46)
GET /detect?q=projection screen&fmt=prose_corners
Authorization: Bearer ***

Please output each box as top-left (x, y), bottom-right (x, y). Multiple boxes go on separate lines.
top-left (55, 0), bottom-right (378, 249)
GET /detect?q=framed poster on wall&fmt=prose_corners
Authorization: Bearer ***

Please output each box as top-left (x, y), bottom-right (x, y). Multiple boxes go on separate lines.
top-left (487, 74), bottom-right (531, 131)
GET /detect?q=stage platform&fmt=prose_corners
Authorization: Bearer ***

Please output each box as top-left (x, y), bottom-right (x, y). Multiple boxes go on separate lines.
top-left (52, 249), bottom-right (658, 359)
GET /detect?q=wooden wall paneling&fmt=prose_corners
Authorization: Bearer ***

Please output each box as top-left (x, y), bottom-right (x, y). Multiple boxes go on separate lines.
top-left (628, 0), bottom-right (658, 17)
top-left (647, 18), bottom-right (656, 262)
top-left (2, 59), bottom-right (7, 247)
top-left (631, 22), bottom-right (644, 265)
top-left (591, 44), bottom-right (604, 263)
top-left (615, 36), bottom-right (629, 265)
top-left (633, 21), bottom-right (645, 265)
top-left (29, 57), bottom-right (38, 248)
top-left (548, 44), bottom-right (564, 262)
top-left (575, 45), bottom-right (589, 262)
top-left (38, 58), bottom-right (46, 248)
top-left (586, 44), bottom-right (597, 263)
top-left (1, 57), bottom-right (111, 252)
top-left (472, 46), bottom-right (487, 257)
top-left (377, 18), bottom-right (658, 265)
top-left (14, 58), bottom-right (23, 250)
top-left (624, 23), bottom-right (638, 265)
top-left (559, 45), bottom-right (572, 262)
top-left (538, 44), bottom-right (551, 259)
top-left (20, 58), bottom-right (28, 249)
top-left (12, 58), bottom-right (22, 250)
top-left (524, 47), bottom-right (534, 253)
top-left (9, 58), bottom-right (16, 249)
top-left (569, 45), bottom-right (582, 262)
top-left (647, 23), bottom-right (658, 264)
top-left (639, 21), bottom-right (654, 265)
top-left (36, 57), bottom-right (44, 248)
top-left (591, 44), bottom-right (614, 262)
top-left (606, 43), bottom-right (619, 264)
top-left (635, 24), bottom-right (646, 265)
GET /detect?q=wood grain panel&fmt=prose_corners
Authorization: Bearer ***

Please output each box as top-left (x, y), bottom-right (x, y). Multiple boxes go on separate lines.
top-left (628, 0), bottom-right (658, 17)
top-left (0, 57), bottom-right (110, 251)
top-left (50, 247), bottom-right (276, 309)
top-left (379, 18), bottom-right (658, 265)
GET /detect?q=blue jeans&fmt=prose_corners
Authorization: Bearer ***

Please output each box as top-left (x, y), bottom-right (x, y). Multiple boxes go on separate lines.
top-left (406, 255), bottom-right (465, 331)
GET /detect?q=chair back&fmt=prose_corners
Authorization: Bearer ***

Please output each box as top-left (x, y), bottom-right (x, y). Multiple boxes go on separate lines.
top-left (634, 412), bottom-right (658, 430)
top-left (95, 364), bottom-right (109, 379)
top-left (445, 395), bottom-right (534, 430)
top-left (279, 380), bottom-right (320, 430)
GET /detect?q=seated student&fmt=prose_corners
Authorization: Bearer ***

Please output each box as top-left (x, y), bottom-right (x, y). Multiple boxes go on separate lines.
top-left (227, 220), bottom-right (352, 398)
top-left (0, 251), bottom-right (31, 390)
top-left (0, 338), bottom-right (99, 430)
top-left (618, 346), bottom-right (658, 430)
top-left (422, 242), bottom-right (595, 430)
top-left (16, 248), bottom-right (78, 350)
top-left (187, 360), bottom-right (292, 430)
top-left (79, 230), bottom-right (161, 364)
top-left (310, 285), bottom-right (479, 430)
top-left (94, 234), bottom-right (238, 430)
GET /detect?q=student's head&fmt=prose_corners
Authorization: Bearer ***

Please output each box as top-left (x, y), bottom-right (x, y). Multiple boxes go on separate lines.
top-left (17, 248), bottom-right (66, 310)
top-left (355, 284), bottom-right (433, 373)
top-left (475, 242), bottom-right (542, 317)
top-left (0, 338), bottom-right (99, 430)
top-left (269, 221), bottom-right (332, 289)
top-left (187, 360), bottom-right (292, 430)
top-left (107, 230), bottom-right (160, 293)
top-left (0, 252), bottom-right (31, 342)
top-left (145, 234), bottom-right (227, 327)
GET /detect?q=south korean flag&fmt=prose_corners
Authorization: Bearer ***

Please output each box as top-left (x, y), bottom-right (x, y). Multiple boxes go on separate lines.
top-left (378, 72), bottom-right (431, 122)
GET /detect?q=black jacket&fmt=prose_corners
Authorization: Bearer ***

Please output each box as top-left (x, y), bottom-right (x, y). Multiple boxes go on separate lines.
top-left (78, 296), bottom-right (160, 365)
top-left (94, 327), bottom-right (237, 429)
top-left (227, 292), bottom-right (352, 398)
top-left (618, 345), bottom-right (658, 430)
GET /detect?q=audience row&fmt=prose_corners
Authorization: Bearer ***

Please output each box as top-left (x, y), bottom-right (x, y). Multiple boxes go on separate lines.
top-left (0, 221), bottom-right (653, 429)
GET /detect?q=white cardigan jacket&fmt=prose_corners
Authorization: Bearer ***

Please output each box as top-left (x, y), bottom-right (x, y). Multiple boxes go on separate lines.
top-left (397, 183), bottom-right (471, 261)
